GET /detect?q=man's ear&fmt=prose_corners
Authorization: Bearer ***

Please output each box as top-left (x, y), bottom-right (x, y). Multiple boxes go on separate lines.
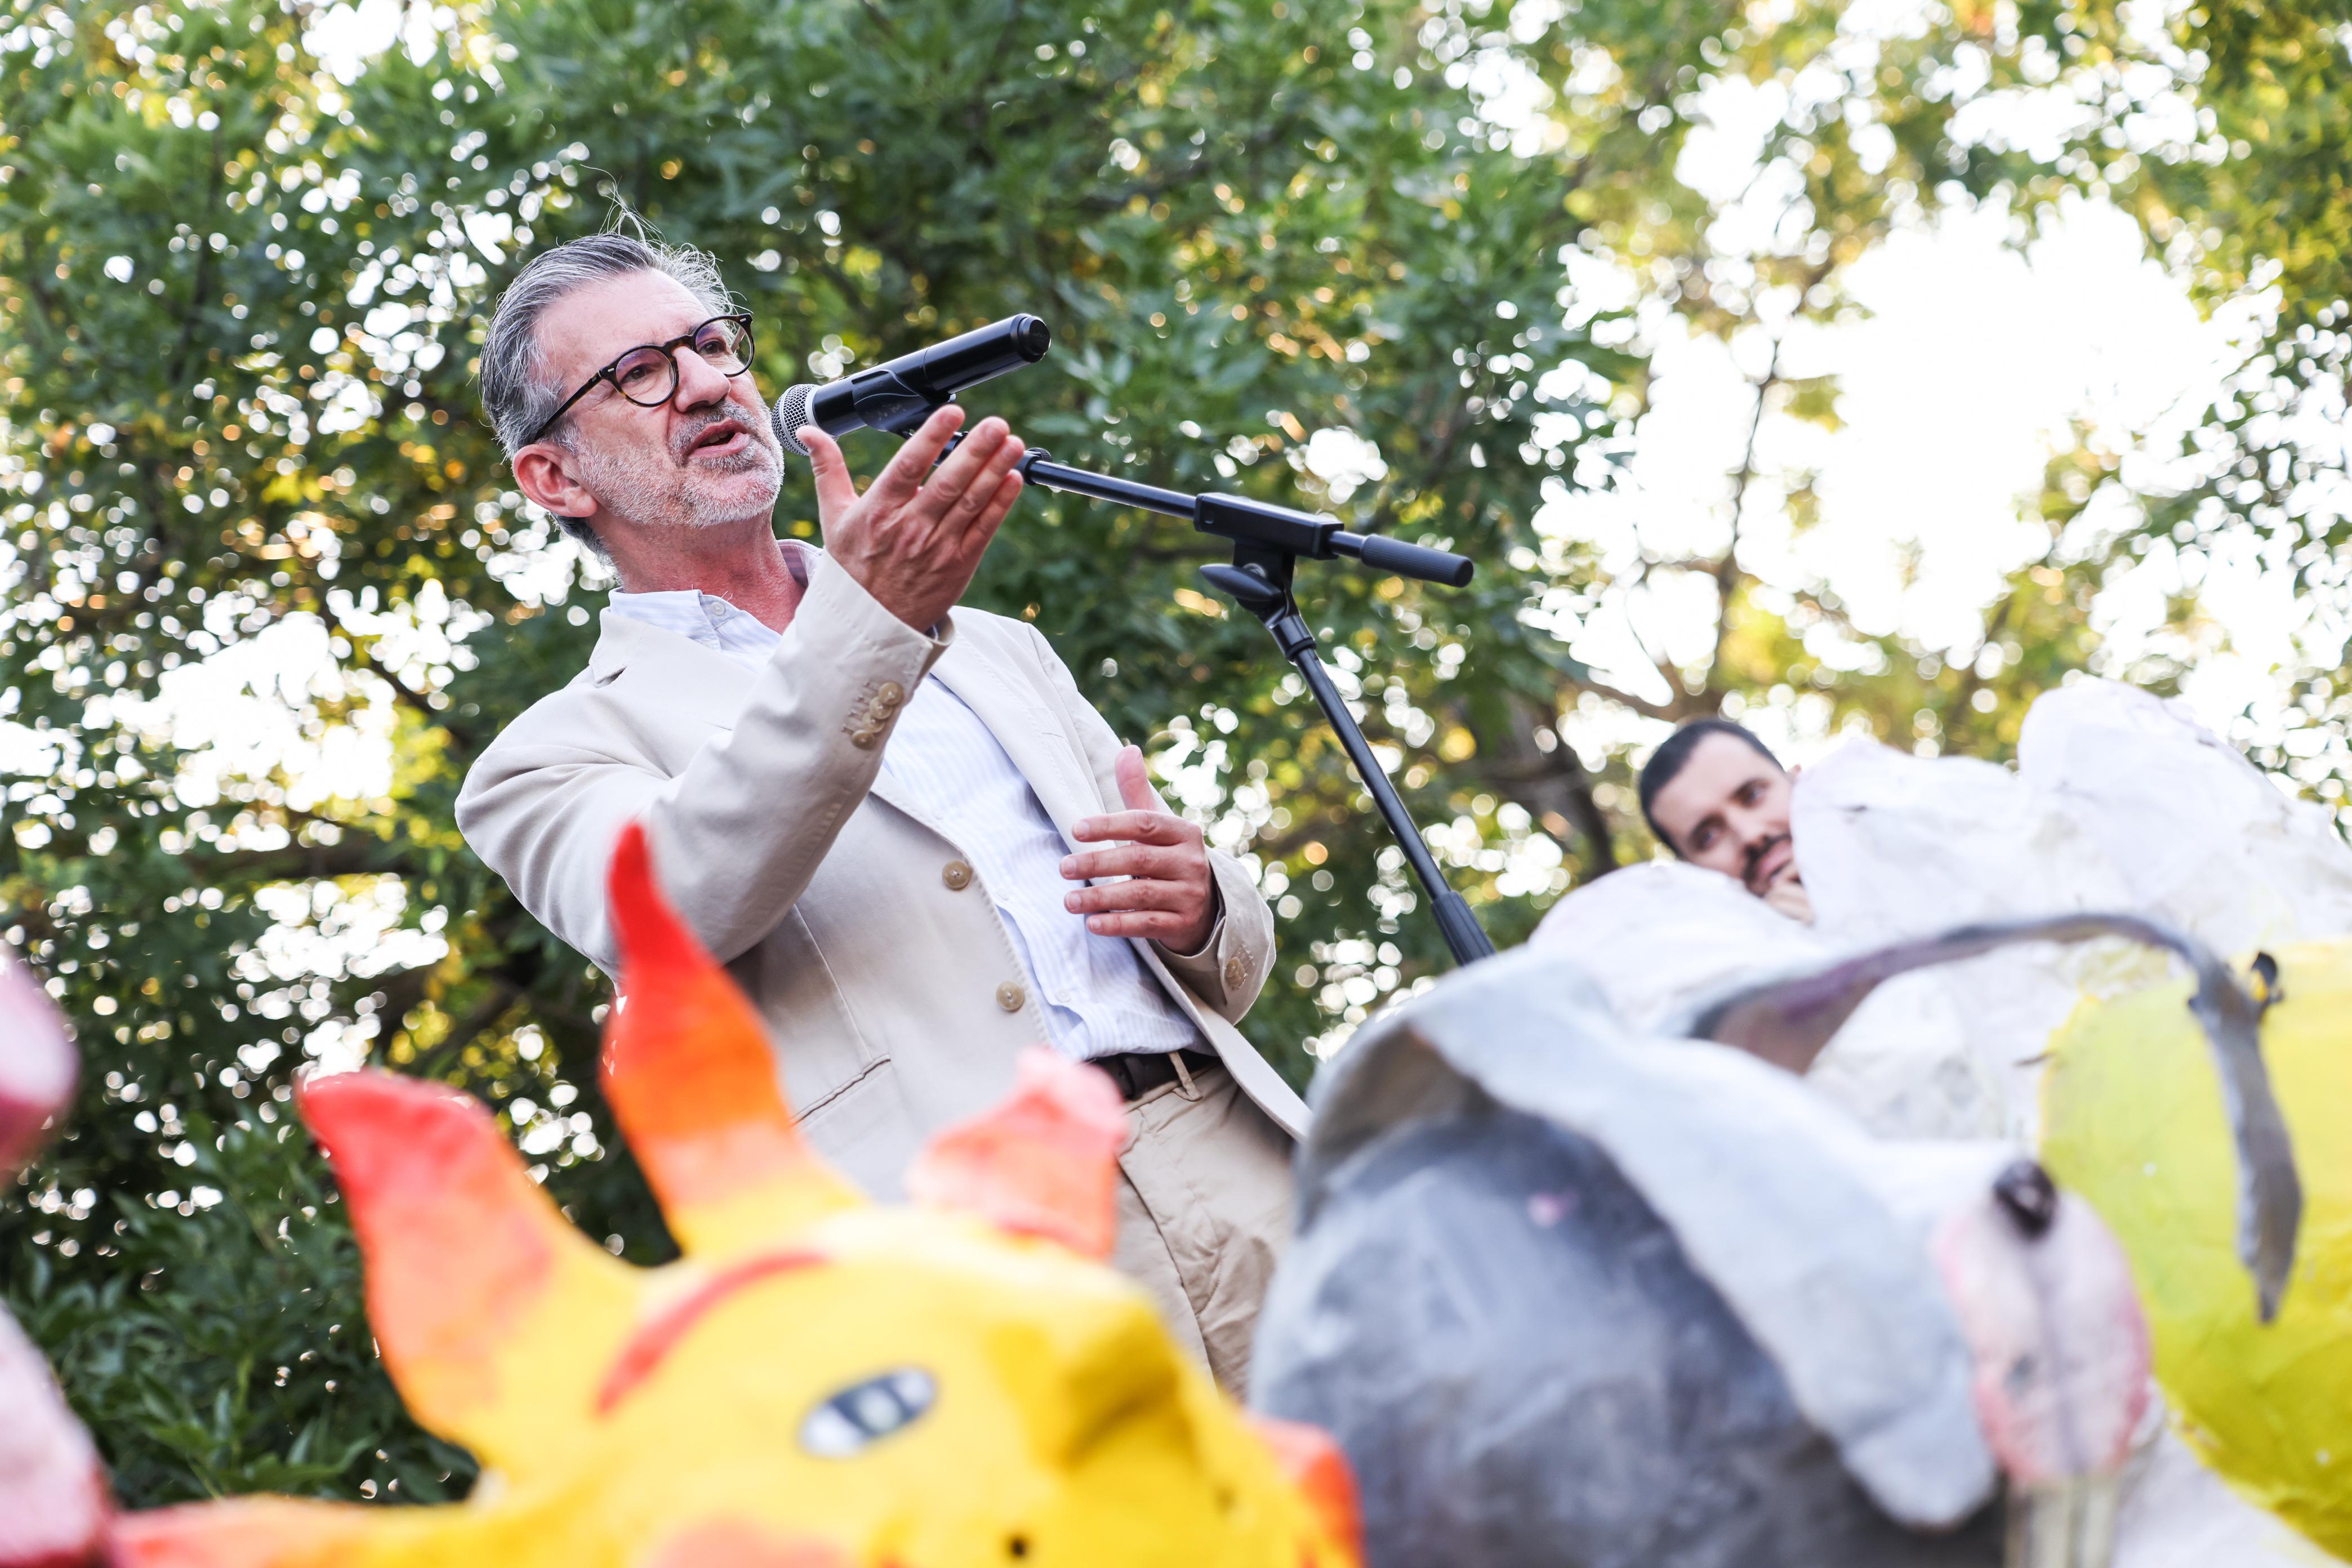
top-left (513, 442), bottom-right (598, 523)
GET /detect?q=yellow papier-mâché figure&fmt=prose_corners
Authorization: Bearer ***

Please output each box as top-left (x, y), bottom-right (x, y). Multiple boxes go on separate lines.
top-left (2041, 937), bottom-right (2352, 1558)
top-left (112, 823), bottom-right (1362, 1568)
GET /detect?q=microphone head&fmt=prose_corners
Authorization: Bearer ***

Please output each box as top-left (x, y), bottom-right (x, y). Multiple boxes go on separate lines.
top-left (771, 382), bottom-right (817, 457)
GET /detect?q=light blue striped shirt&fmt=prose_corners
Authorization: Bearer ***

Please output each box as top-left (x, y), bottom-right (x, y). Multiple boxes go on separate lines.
top-left (605, 569), bottom-right (1206, 1063)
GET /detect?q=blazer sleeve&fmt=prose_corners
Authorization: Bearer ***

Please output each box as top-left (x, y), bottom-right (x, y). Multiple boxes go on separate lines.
top-left (1019, 622), bottom-right (1276, 1023)
top-left (457, 553), bottom-right (947, 973)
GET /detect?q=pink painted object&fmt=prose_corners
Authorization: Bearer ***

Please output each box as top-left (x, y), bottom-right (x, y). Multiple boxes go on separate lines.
top-left (0, 952), bottom-right (75, 1174)
top-left (0, 950), bottom-right (109, 1568)
top-left (903, 1047), bottom-right (1128, 1258)
top-left (1932, 1169), bottom-right (2151, 1486)
top-left (0, 1310), bottom-right (109, 1568)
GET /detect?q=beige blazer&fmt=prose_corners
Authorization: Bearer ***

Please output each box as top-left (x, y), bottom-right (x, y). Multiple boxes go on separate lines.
top-left (457, 546), bottom-right (1306, 1197)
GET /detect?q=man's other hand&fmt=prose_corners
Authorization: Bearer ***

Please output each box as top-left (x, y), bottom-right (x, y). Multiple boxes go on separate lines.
top-left (1763, 874), bottom-right (1815, 925)
top-left (803, 406), bottom-right (1026, 631)
top-left (1061, 746), bottom-right (1217, 952)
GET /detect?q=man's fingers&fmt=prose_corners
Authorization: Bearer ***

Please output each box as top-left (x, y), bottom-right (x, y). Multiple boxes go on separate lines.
top-left (863, 404), bottom-right (969, 511)
top-left (912, 415), bottom-right (1010, 517)
top-left (1060, 843), bottom-right (1197, 884)
top-left (1063, 879), bottom-right (1193, 915)
top-left (1763, 879), bottom-right (1816, 924)
top-left (1069, 809), bottom-right (1192, 847)
top-left (938, 434), bottom-right (1024, 545)
top-left (946, 434), bottom-right (1026, 531)
top-left (1083, 911), bottom-right (1198, 941)
top-left (965, 470), bottom-right (1024, 543)
top-left (947, 476), bottom-right (1017, 576)
top-left (801, 427), bottom-right (862, 523)
top-left (1114, 746), bottom-right (1159, 813)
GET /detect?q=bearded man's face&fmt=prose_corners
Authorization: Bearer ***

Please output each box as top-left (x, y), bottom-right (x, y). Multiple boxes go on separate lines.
top-left (534, 271), bottom-right (783, 533)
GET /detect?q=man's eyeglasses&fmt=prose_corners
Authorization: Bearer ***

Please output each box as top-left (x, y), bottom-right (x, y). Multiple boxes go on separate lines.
top-left (524, 314), bottom-right (756, 447)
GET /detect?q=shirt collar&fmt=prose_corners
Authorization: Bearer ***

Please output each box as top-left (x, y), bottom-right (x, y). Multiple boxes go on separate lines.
top-left (605, 539), bottom-right (816, 644)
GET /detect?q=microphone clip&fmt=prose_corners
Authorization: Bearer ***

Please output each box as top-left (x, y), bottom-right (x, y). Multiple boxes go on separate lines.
top-left (840, 372), bottom-right (956, 438)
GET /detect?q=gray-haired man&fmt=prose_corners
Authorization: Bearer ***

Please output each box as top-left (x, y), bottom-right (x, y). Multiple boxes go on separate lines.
top-left (456, 233), bottom-right (1306, 1390)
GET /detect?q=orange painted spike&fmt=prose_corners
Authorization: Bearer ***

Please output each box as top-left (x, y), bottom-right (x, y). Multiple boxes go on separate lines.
top-left (110, 1495), bottom-right (389, 1568)
top-left (1247, 1416), bottom-right (1365, 1565)
top-left (604, 818), bottom-right (709, 984)
top-left (602, 822), bottom-right (853, 1239)
top-left (298, 1072), bottom-right (579, 1442)
top-left (603, 820), bottom-right (796, 1140)
top-left (904, 1048), bottom-right (1125, 1258)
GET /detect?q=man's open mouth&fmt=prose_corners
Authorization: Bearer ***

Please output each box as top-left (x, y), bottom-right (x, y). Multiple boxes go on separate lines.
top-left (686, 420), bottom-right (750, 460)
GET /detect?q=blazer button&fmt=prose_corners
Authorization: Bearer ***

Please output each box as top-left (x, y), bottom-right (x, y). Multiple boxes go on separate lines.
top-left (850, 729), bottom-right (879, 749)
top-left (1223, 955), bottom-right (1247, 990)
top-left (942, 859), bottom-right (973, 891)
top-left (877, 680), bottom-right (906, 708)
top-left (996, 981), bottom-right (1026, 1013)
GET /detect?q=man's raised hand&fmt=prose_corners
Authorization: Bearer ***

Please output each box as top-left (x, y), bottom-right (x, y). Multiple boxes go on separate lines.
top-left (1061, 746), bottom-right (1218, 954)
top-left (802, 406), bottom-right (1026, 631)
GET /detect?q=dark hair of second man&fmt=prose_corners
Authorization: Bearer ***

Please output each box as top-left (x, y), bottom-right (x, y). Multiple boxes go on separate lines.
top-left (1636, 719), bottom-right (1782, 853)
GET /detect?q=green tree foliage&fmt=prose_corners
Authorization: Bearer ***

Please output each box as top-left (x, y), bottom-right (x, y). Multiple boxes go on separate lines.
top-left (1, 0), bottom-right (2343, 1509)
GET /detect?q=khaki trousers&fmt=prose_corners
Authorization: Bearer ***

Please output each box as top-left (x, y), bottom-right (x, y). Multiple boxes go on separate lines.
top-left (1110, 1061), bottom-right (1297, 1397)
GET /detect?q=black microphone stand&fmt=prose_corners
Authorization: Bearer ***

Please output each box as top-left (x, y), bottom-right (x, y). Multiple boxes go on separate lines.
top-left (1012, 449), bottom-right (1497, 967)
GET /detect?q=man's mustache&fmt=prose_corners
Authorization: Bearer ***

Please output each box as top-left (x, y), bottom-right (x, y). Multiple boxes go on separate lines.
top-left (672, 406), bottom-right (773, 465)
top-left (1743, 832), bottom-right (1791, 892)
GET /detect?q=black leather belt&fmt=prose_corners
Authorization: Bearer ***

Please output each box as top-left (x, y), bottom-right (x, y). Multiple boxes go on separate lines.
top-left (1097, 1048), bottom-right (1219, 1102)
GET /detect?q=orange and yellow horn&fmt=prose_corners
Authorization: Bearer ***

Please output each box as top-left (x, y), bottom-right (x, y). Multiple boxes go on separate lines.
top-left (905, 1048), bottom-right (1125, 1258)
top-left (1248, 1415), bottom-right (1366, 1564)
top-left (601, 822), bottom-right (862, 1257)
top-left (110, 1495), bottom-right (411, 1568)
top-left (299, 1072), bottom-right (638, 1478)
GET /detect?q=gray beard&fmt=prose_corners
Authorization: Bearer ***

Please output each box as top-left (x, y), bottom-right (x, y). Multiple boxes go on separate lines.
top-left (573, 434), bottom-right (782, 532)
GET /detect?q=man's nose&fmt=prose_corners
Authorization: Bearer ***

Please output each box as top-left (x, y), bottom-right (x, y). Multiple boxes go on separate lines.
top-left (671, 346), bottom-right (735, 409)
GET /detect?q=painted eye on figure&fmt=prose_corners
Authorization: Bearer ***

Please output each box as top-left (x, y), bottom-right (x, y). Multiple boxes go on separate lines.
top-left (798, 1367), bottom-right (938, 1458)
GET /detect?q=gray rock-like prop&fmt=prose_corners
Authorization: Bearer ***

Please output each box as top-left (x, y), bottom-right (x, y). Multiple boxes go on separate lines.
top-left (1254, 950), bottom-right (1999, 1554)
top-left (1255, 1104), bottom-right (2001, 1566)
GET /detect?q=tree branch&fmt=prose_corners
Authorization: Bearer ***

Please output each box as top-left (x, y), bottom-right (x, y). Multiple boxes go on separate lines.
top-left (184, 838), bottom-right (391, 883)
top-left (167, 126), bottom-right (227, 394)
top-left (1705, 330), bottom-right (1783, 686)
top-left (1472, 693), bottom-right (1621, 876)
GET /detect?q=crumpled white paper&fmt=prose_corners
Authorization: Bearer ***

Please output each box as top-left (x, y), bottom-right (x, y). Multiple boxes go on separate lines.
top-left (1535, 678), bottom-right (2352, 1144)
top-left (2017, 681), bottom-right (2352, 957)
top-left (1532, 859), bottom-right (2010, 1139)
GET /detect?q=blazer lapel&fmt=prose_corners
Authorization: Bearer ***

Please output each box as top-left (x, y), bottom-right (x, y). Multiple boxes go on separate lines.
top-left (926, 636), bottom-right (1099, 841)
top-left (589, 614), bottom-right (751, 734)
top-left (587, 611), bottom-right (932, 822)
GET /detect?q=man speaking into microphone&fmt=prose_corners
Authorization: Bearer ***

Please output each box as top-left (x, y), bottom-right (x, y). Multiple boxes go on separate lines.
top-left (457, 231), bottom-right (1303, 1390)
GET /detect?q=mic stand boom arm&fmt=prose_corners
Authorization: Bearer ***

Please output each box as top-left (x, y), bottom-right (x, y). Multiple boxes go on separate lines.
top-left (1014, 449), bottom-right (1497, 968)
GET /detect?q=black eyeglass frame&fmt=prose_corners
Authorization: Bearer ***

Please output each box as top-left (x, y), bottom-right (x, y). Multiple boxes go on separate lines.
top-left (522, 313), bottom-right (757, 447)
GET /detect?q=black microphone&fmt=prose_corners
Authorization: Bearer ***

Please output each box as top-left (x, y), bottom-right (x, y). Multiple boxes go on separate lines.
top-left (770, 314), bottom-right (1051, 454)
